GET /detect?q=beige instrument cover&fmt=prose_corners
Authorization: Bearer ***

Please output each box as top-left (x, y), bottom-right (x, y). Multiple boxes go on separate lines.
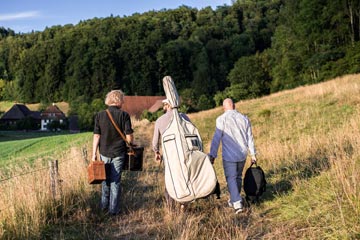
top-left (162, 76), bottom-right (218, 202)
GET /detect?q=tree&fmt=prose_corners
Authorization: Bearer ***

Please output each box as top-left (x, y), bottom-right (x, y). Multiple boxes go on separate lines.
top-left (16, 49), bottom-right (39, 102)
top-left (0, 79), bottom-right (5, 100)
top-left (227, 54), bottom-right (270, 100)
top-left (0, 27), bottom-right (15, 39)
top-left (156, 39), bottom-right (193, 91)
top-left (196, 94), bottom-right (213, 111)
top-left (36, 40), bottom-right (65, 103)
top-left (191, 47), bottom-right (212, 96)
top-left (180, 88), bottom-right (197, 112)
top-left (344, 0), bottom-right (360, 44)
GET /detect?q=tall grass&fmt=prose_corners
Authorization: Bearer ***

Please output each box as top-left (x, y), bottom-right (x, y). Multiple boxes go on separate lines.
top-left (0, 145), bottom-right (92, 239)
top-left (240, 75), bottom-right (360, 239)
top-left (0, 74), bottom-right (360, 239)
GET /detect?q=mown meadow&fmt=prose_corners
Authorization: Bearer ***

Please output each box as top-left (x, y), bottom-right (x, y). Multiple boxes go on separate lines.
top-left (0, 74), bottom-right (359, 239)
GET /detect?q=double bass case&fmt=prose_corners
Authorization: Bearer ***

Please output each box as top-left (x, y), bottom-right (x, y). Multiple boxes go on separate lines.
top-left (161, 76), bottom-right (218, 203)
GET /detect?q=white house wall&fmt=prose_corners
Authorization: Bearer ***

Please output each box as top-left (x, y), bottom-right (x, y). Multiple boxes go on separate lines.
top-left (41, 119), bottom-right (63, 131)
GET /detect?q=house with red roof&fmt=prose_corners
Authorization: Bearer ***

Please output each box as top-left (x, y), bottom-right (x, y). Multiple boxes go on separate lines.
top-left (40, 103), bottom-right (66, 131)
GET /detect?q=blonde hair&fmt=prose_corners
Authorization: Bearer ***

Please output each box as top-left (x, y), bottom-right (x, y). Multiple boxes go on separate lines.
top-left (105, 90), bottom-right (124, 106)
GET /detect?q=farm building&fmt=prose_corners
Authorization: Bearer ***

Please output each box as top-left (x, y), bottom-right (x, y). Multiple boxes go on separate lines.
top-left (40, 104), bottom-right (67, 131)
top-left (0, 96), bottom-right (166, 131)
top-left (0, 104), bottom-right (41, 128)
top-left (0, 103), bottom-right (67, 131)
top-left (68, 115), bottom-right (80, 133)
top-left (121, 96), bottom-right (166, 119)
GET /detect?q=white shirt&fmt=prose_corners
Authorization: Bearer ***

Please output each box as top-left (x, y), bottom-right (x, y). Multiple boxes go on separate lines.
top-left (210, 109), bottom-right (256, 162)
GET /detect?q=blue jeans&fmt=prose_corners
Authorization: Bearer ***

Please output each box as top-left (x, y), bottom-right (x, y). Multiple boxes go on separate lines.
top-left (100, 154), bottom-right (125, 215)
top-left (223, 160), bottom-right (245, 204)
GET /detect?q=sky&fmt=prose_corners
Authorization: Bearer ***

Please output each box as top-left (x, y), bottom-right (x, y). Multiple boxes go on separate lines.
top-left (0, 0), bottom-right (233, 33)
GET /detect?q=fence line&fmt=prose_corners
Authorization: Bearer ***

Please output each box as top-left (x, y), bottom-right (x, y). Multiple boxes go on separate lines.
top-left (0, 144), bottom-right (89, 184)
top-left (0, 156), bottom-right (77, 184)
top-left (0, 166), bottom-right (49, 183)
top-left (0, 147), bottom-right (89, 219)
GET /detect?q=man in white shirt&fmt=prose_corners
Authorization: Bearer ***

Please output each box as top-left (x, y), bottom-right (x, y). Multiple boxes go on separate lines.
top-left (209, 98), bottom-right (257, 214)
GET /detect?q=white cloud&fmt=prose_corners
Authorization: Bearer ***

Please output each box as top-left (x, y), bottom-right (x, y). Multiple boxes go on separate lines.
top-left (0, 11), bottom-right (40, 21)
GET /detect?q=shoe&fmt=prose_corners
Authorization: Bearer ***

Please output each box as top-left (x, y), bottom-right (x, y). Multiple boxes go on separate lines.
top-left (180, 204), bottom-right (185, 213)
top-left (227, 199), bottom-right (233, 208)
top-left (109, 211), bottom-right (120, 216)
top-left (233, 200), bottom-right (244, 214)
top-left (235, 208), bottom-right (243, 214)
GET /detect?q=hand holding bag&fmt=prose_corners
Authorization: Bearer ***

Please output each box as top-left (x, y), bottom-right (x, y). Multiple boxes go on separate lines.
top-left (87, 160), bottom-right (106, 184)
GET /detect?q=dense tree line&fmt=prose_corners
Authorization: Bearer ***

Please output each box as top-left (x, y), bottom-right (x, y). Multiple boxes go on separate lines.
top-left (0, 0), bottom-right (359, 129)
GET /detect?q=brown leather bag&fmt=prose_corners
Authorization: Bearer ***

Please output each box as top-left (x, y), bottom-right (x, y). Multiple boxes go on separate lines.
top-left (87, 160), bottom-right (106, 184)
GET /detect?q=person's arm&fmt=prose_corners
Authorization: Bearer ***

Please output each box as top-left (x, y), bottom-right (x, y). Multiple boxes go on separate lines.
top-left (123, 112), bottom-right (134, 142)
top-left (246, 118), bottom-right (257, 163)
top-left (126, 134), bottom-right (134, 145)
top-left (209, 117), bottom-right (224, 162)
top-left (152, 121), bottom-right (162, 162)
top-left (152, 121), bottom-right (160, 152)
top-left (209, 128), bottom-right (221, 159)
top-left (92, 134), bottom-right (100, 161)
top-left (180, 113), bottom-right (191, 122)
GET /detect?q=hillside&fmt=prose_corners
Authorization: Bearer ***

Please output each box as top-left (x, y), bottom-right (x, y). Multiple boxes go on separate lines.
top-left (1, 0), bottom-right (359, 119)
top-left (0, 74), bottom-right (359, 239)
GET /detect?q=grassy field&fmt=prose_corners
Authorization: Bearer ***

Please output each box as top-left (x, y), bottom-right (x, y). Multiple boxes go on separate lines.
top-left (0, 131), bottom-right (91, 171)
top-left (0, 74), bottom-right (359, 239)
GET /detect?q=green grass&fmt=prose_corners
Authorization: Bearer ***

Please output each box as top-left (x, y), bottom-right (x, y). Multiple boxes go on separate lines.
top-left (0, 131), bottom-right (91, 170)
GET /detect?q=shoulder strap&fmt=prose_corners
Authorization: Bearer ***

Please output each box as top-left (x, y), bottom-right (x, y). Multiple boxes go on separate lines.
top-left (105, 109), bottom-right (134, 154)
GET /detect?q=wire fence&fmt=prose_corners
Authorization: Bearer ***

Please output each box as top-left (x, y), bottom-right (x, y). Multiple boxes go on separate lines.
top-left (0, 147), bottom-right (89, 213)
top-left (0, 157), bottom-right (73, 184)
top-left (0, 166), bottom-right (47, 183)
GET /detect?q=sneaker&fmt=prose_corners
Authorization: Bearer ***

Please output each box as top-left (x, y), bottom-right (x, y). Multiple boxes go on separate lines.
top-left (227, 199), bottom-right (233, 208)
top-left (180, 204), bottom-right (185, 213)
top-left (235, 207), bottom-right (243, 214)
top-left (233, 200), bottom-right (244, 214)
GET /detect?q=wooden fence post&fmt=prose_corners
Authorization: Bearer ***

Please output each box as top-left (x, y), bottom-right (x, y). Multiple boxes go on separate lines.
top-left (54, 160), bottom-right (62, 199)
top-left (49, 160), bottom-right (62, 199)
top-left (49, 161), bottom-right (56, 199)
top-left (82, 147), bottom-right (89, 165)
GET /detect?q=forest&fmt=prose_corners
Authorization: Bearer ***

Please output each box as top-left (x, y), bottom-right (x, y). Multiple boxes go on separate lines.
top-left (0, 0), bottom-right (359, 128)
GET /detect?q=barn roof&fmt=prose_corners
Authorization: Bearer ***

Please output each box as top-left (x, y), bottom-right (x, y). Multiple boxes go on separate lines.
top-left (148, 99), bottom-right (164, 113)
top-left (0, 104), bottom-right (40, 120)
top-left (41, 104), bottom-right (66, 119)
top-left (121, 96), bottom-right (166, 118)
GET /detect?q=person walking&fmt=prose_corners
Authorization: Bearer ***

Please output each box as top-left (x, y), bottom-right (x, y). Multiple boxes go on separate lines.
top-left (152, 99), bottom-right (190, 209)
top-left (209, 98), bottom-right (257, 214)
top-left (91, 90), bottom-right (134, 216)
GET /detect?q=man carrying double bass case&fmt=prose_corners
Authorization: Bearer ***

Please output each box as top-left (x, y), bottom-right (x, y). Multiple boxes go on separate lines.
top-left (152, 98), bottom-right (190, 210)
top-left (153, 76), bottom-right (219, 209)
